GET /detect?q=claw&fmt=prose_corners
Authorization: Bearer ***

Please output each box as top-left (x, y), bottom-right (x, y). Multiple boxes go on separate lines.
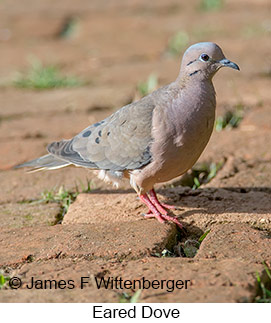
top-left (160, 203), bottom-right (176, 210)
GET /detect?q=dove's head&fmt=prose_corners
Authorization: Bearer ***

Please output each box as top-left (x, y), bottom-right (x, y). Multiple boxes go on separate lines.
top-left (180, 42), bottom-right (239, 80)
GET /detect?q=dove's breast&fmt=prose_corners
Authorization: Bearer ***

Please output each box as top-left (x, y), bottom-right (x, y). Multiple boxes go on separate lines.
top-left (131, 80), bottom-right (216, 194)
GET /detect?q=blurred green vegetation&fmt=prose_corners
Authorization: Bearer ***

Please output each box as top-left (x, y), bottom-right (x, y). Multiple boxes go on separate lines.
top-left (156, 229), bottom-right (211, 258)
top-left (19, 179), bottom-right (93, 224)
top-left (215, 104), bottom-right (244, 132)
top-left (181, 229), bottom-right (210, 257)
top-left (57, 16), bottom-right (80, 39)
top-left (137, 74), bottom-right (158, 97)
top-left (255, 263), bottom-right (271, 303)
top-left (166, 31), bottom-right (189, 57)
top-left (172, 161), bottom-right (224, 190)
top-left (0, 274), bottom-right (10, 289)
top-left (40, 186), bottom-right (78, 215)
top-left (191, 161), bottom-right (223, 189)
top-left (14, 60), bottom-right (84, 90)
top-left (119, 290), bottom-right (142, 303)
top-left (199, 0), bottom-right (224, 11)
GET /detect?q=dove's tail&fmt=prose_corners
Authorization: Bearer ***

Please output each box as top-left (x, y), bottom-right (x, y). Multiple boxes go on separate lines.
top-left (14, 154), bottom-right (71, 172)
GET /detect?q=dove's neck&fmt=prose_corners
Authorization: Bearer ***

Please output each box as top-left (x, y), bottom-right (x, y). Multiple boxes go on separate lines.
top-left (176, 72), bottom-right (216, 100)
top-left (176, 68), bottom-right (215, 85)
top-left (173, 73), bottom-right (217, 129)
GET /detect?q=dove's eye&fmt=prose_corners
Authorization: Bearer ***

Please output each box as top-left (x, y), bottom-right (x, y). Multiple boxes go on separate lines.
top-left (200, 54), bottom-right (209, 61)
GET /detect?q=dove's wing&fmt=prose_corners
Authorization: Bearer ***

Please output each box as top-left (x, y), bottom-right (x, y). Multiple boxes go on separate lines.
top-left (47, 96), bottom-right (157, 171)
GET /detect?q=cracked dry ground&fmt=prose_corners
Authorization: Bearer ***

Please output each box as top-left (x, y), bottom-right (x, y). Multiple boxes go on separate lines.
top-left (0, 0), bottom-right (271, 302)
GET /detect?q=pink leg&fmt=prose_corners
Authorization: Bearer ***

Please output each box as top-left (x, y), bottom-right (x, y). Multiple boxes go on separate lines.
top-left (139, 194), bottom-right (166, 223)
top-left (149, 189), bottom-right (176, 214)
top-left (139, 192), bottom-right (183, 229)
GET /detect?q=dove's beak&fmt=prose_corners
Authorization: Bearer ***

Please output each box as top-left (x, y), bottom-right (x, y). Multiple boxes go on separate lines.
top-left (219, 58), bottom-right (240, 71)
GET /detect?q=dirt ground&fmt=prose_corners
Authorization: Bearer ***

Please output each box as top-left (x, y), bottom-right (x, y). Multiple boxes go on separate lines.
top-left (0, 0), bottom-right (271, 302)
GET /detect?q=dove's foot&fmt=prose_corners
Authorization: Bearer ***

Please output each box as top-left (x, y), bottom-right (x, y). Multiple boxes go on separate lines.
top-left (139, 192), bottom-right (183, 229)
top-left (149, 189), bottom-right (176, 212)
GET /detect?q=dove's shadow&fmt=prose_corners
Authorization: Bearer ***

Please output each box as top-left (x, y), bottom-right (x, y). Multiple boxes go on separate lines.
top-left (89, 188), bottom-right (135, 195)
top-left (157, 186), bottom-right (271, 218)
top-left (82, 186), bottom-right (271, 241)
top-left (88, 186), bottom-right (271, 218)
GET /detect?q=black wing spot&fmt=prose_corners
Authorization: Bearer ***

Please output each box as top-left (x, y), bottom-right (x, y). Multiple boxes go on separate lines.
top-left (83, 130), bottom-right (92, 137)
top-left (98, 130), bottom-right (102, 137)
top-left (142, 146), bottom-right (151, 160)
top-left (107, 131), bottom-right (110, 136)
top-left (94, 121), bottom-right (105, 127)
top-left (95, 137), bottom-right (100, 144)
